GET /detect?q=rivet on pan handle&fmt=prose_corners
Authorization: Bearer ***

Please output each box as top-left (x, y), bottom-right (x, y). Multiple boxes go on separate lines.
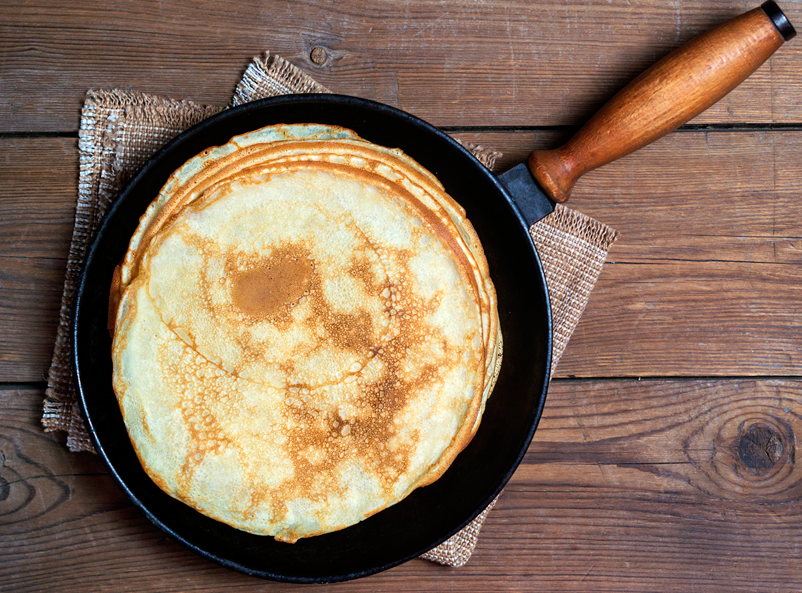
top-left (528, 0), bottom-right (796, 204)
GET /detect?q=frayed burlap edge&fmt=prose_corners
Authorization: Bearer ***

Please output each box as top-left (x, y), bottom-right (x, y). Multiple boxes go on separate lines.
top-left (42, 53), bottom-right (617, 567)
top-left (532, 204), bottom-right (618, 370)
top-left (233, 51), bottom-right (331, 106)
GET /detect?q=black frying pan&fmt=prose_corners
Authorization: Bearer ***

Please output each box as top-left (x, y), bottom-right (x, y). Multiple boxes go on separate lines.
top-left (73, 95), bottom-right (553, 583)
top-left (72, 2), bottom-right (794, 583)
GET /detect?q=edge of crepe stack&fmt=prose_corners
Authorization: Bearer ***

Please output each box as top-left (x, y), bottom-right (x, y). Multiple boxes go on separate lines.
top-left (110, 123), bottom-right (503, 538)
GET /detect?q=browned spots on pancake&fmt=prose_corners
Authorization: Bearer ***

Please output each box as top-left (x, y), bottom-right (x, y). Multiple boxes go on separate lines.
top-left (324, 310), bottom-right (375, 353)
top-left (255, 276), bottom-right (439, 518)
top-left (347, 251), bottom-right (384, 295)
top-left (322, 295), bottom-right (437, 490)
top-left (150, 340), bottom-right (237, 491)
top-left (349, 333), bottom-right (443, 487)
top-left (231, 247), bottom-right (314, 320)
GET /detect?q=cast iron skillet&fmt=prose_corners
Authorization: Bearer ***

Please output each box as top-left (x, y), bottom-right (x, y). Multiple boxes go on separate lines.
top-left (72, 94), bottom-right (553, 583)
top-left (73, 3), bottom-right (795, 581)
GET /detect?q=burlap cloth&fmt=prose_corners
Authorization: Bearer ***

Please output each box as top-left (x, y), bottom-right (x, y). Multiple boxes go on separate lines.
top-left (42, 52), bottom-right (618, 568)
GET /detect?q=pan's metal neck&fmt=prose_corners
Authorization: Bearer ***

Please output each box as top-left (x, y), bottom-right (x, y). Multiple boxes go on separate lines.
top-left (498, 163), bottom-right (556, 227)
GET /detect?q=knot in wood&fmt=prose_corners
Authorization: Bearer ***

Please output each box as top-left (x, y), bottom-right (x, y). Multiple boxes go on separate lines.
top-left (0, 447), bottom-right (8, 502)
top-left (310, 47), bottom-right (328, 66)
top-left (738, 424), bottom-right (784, 474)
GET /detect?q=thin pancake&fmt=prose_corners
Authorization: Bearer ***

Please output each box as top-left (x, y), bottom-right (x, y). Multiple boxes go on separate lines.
top-left (112, 124), bottom-right (501, 542)
top-left (118, 127), bottom-right (497, 380)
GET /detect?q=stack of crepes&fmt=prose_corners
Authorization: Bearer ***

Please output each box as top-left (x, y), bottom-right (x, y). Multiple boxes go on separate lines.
top-left (110, 123), bottom-right (502, 543)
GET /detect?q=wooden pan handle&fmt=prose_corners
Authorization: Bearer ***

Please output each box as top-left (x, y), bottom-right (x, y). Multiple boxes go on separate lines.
top-left (528, 1), bottom-right (796, 203)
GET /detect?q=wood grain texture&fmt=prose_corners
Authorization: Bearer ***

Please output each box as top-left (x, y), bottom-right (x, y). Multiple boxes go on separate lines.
top-left (0, 139), bottom-right (75, 382)
top-left (1, 0), bottom-right (800, 133)
top-left (0, 138), bottom-right (77, 259)
top-left (4, 380), bottom-right (802, 592)
top-left (2, 131), bottom-right (802, 381)
top-left (4, 1), bottom-right (801, 590)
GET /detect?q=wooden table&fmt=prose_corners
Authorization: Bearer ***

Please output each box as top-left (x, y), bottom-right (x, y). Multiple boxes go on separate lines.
top-left (2, 1), bottom-right (801, 591)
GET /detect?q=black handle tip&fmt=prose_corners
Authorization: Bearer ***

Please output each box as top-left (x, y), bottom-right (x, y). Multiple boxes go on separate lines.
top-left (762, 1), bottom-right (796, 41)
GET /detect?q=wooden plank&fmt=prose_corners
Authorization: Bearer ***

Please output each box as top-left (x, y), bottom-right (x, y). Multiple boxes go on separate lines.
top-left (0, 256), bottom-right (67, 383)
top-left (2, 131), bottom-right (801, 382)
top-left (0, 138), bottom-right (77, 259)
top-left (0, 139), bottom-right (75, 382)
top-left (4, 380), bottom-right (802, 591)
top-left (562, 260), bottom-right (802, 377)
top-left (1, 0), bottom-right (800, 133)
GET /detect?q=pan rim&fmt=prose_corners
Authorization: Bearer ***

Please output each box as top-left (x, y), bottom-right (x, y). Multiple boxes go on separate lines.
top-left (72, 93), bottom-right (552, 583)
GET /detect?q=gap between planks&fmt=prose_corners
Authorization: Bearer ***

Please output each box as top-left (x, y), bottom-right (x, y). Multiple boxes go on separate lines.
top-left (3, 122), bottom-right (802, 140)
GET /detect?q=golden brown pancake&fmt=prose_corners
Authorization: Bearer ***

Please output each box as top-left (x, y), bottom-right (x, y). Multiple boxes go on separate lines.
top-left (111, 124), bottom-right (501, 542)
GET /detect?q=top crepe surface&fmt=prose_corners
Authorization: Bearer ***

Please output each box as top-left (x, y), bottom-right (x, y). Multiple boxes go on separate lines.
top-left (111, 124), bottom-right (501, 542)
